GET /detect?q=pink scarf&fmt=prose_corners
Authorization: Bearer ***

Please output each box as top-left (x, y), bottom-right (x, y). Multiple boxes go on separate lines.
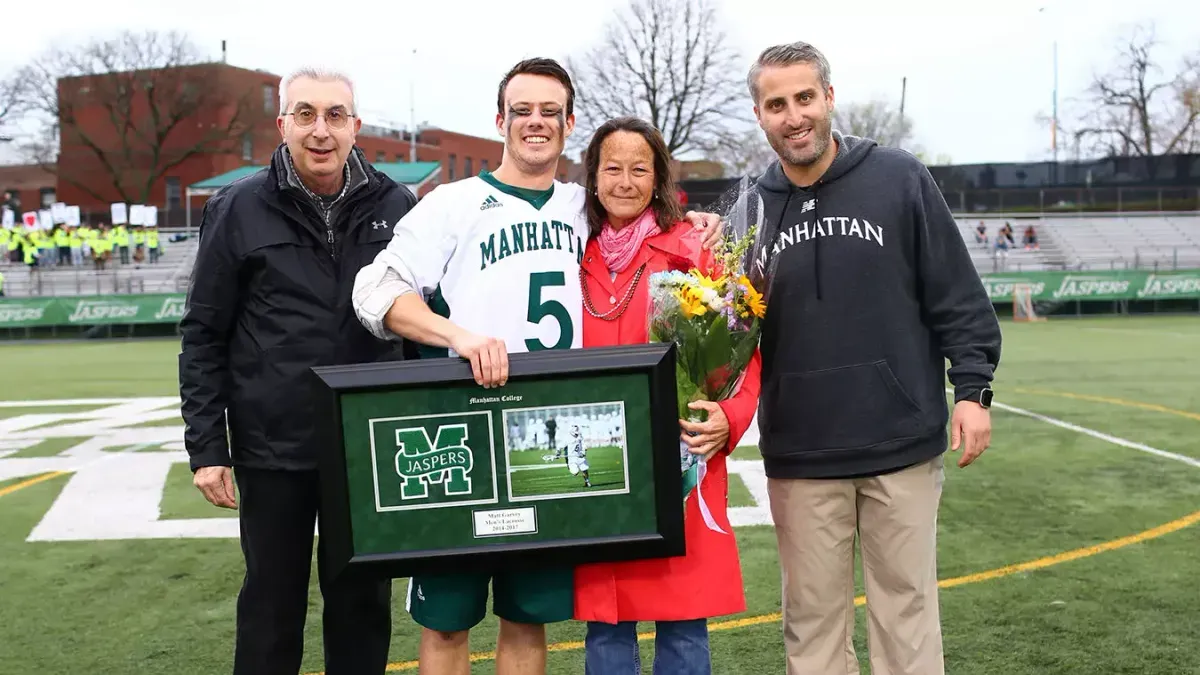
top-left (598, 208), bottom-right (660, 273)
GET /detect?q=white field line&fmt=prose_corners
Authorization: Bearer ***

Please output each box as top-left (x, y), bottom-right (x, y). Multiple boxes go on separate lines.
top-left (0, 397), bottom-right (177, 408)
top-left (940, 387), bottom-right (1200, 469)
top-left (991, 402), bottom-right (1200, 469)
top-left (4, 390), bottom-right (1197, 542)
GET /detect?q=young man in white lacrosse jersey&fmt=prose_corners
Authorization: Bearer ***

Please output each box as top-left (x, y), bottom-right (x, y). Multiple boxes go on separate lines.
top-left (352, 57), bottom-right (721, 675)
top-left (568, 424), bottom-right (591, 488)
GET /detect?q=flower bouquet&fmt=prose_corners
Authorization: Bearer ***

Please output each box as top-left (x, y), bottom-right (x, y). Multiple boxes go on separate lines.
top-left (647, 225), bottom-right (767, 531)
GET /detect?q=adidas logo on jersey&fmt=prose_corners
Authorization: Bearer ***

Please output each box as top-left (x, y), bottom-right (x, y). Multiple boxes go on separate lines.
top-left (479, 195), bottom-right (503, 211)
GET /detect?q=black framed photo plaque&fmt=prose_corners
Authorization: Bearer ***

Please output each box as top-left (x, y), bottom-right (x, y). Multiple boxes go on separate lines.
top-left (311, 343), bottom-right (684, 580)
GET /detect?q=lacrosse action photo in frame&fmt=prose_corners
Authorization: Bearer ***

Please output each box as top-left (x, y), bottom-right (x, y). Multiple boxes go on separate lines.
top-left (309, 344), bottom-right (684, 580)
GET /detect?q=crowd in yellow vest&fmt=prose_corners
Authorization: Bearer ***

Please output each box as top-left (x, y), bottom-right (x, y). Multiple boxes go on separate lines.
top-left (0, 223), bottom-right (163, 271)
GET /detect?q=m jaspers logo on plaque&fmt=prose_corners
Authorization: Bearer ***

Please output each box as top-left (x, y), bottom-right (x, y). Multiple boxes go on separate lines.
top-left (368, 411), bottom-right (499, 512)
top-left (395, 424), bottom-right (473, 499)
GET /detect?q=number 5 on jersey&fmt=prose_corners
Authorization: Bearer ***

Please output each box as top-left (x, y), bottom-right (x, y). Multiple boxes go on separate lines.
top-left (526, 271), bottom-right (574, 351)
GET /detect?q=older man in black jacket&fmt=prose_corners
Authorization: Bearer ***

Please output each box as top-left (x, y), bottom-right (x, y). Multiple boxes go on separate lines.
top-left (179, 67), bottom-right (416, 675)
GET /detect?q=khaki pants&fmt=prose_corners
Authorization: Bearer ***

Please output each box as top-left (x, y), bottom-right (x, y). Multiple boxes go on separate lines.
top-left (768, 455), bottom-right (945, 675)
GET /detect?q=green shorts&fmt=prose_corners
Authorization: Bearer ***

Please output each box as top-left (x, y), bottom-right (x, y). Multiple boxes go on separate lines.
top-left (406, 566), bottom-right (574, 632)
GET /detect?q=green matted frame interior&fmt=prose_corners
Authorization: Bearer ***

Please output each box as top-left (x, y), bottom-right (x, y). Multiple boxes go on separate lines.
top-left (311, 343), bottom-right (684, 580)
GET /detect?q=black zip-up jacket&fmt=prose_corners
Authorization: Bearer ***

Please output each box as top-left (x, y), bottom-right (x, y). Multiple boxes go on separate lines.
top-left (179, 144), bottom-right (417, 471)
top-left (753, 131), bottom-right (1001, 479)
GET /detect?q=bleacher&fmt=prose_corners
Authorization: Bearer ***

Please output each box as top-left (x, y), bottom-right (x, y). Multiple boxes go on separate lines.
top-left (1, 233), bottom-right (198, 297)
top-left (957, 218), bottom-right (1064, 273)
top-left (956, 214), bottom-right (1200, 275)
top-left (3, 216), bottom-right (1199, 297)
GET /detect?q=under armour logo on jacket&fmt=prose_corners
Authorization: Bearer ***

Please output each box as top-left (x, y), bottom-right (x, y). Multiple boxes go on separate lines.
top-left (371, 220), bottom-right (389, 230)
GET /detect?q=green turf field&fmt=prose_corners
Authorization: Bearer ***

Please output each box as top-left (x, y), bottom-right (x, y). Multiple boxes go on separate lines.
top-left (508, 445), bottom-right (627, 498)
top-left (1, 315), bottom-right (1199, 674)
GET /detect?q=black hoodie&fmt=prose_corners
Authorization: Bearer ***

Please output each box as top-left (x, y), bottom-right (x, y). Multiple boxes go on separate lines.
top-left (752, 131), bottom-right (1001, 479)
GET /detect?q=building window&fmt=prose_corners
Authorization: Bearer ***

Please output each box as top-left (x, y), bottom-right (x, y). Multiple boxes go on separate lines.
top-left (242, 134), bottom-right (253, 161)
top-left (166, 177), bottom-right (181, 210)
top-left (448, 154), bottom-right (456, 181)
top-left (465, 157), bottom-right (473, 177)
top-left (481, 159), bottom-right (488, 173)
top-left (263, 84), bottom-right (275, 114)
top-left (376, 150), bottom-right (387, 163)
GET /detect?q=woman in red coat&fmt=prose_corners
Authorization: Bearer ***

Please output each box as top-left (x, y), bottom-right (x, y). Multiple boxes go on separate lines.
top-left (574, 116), bottom-right (763, 674)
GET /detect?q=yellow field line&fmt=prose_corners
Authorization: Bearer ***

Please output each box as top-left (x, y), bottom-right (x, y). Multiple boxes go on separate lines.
top-left (308, 507), bottom-right (1200, 674)
top-left (1011, 387), bottom-right (1200, 422)
top-left (0, 471), bottom-right (69, 498)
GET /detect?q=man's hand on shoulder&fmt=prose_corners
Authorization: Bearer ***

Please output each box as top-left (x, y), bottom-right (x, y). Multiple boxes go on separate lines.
top-left (193, 466), bottom-right (237, 509)
top-left (685, 210), bottom-right (725, 250)
top-left (950, 401), bottom-right (991, 468)
top-left (449, 328), bottom-right (509, 389)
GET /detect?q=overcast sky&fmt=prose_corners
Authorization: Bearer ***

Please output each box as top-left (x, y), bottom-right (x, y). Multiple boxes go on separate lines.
top-left (3, 0), bottom-right (1197, 166)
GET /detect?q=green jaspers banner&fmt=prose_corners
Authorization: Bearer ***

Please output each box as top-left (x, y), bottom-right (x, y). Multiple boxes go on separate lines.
top-left (979, 270), bottom-right (1200, 302)
top-left (2, 272), bottom-right (1197, 327)
top-left (0, 294), bottom-right (187, 328)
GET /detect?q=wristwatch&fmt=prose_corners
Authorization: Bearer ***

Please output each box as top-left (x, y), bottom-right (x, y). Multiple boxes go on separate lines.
top-left (974, 387), bottom-right (994, 408)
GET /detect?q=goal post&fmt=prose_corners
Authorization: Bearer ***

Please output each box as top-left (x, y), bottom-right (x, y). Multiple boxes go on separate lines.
top-left (1012, 283), bottom-right (1044, 322)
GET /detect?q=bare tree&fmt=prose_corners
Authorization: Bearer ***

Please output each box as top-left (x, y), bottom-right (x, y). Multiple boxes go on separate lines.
top-left (0, 68), bottom-right (28, 141)
top-left (1070, 23), bottom-right (1200, 159)
top-left (20, 30), bottom-right (267, 203)
top-left (567, 0), bottom-right (749, 158)
top-left (833, 98), bottom-right (913, 148)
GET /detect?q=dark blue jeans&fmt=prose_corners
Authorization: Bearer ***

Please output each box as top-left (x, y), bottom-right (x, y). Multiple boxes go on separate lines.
top-left (585, 619), bottom-right (711, 675)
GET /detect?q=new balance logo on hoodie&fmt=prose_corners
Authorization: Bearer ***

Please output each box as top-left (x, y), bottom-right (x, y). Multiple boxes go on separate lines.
top-left (480, 195), bottom-right (502, 211)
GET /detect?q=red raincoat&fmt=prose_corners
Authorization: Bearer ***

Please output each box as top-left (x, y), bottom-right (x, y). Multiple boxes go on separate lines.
top-left (573, 221), bottom-right (762, 624)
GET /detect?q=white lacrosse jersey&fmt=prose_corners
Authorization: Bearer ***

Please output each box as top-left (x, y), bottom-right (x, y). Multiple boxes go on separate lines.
top-left (569, 427), bottom-right (586, 460)
top-left (371, 173), bottom-right (586, 355)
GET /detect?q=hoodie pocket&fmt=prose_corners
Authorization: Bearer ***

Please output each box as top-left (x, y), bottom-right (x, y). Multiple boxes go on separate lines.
top-left (768, 360), bottom-right (924, 452)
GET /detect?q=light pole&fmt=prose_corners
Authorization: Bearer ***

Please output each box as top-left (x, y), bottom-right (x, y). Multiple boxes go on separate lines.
top-left (1052, 39), bottom-right (1059, 167)
top-left (1039, 6), bottom-right (1060, 181)
top-left (410, 49), bottom-right (418, 163)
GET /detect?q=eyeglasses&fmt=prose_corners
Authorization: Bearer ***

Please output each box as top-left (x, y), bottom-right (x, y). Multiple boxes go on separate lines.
top-left (286, 107), bottom-right (356, 130)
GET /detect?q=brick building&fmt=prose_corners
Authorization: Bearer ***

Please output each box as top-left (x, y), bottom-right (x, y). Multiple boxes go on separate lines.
top-left (0, 163), bottom-right (56, 216)
top-left (50, 62), bottom-right (577, 225)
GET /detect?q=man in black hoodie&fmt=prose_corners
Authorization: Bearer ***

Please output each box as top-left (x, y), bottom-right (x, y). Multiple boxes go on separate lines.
top-left (746, 42), bottom-right (1001, 675)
